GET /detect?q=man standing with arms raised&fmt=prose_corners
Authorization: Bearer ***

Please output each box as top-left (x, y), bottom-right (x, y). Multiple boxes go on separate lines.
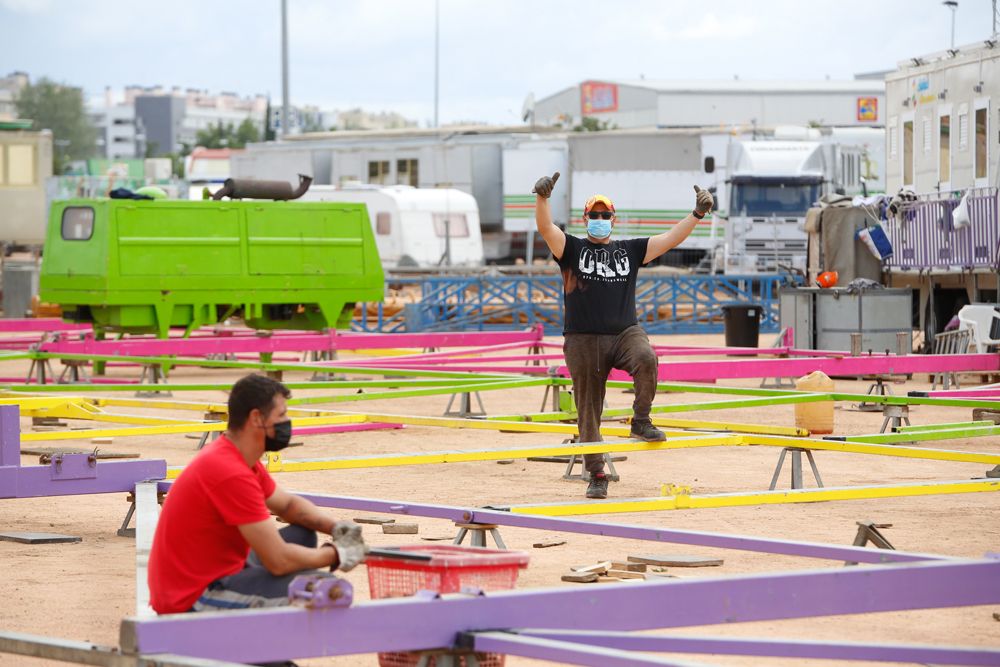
top-left (533, 172), bottom-right (713, 499)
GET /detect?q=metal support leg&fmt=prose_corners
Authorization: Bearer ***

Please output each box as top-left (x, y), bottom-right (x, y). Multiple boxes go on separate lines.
top-left (136, 364), bottom-right (171, 397)
top-left (26, 357), bottom-right (53, 385)
top-left (879, 404), bottom-right (912, 434)
top-left (845, 520), bottom-right (896, 566)
top-left (57, 360), bottom-right (90, 385)
top-left (562, 450), bottom-right (620, 483)
top-left (769, 448), bottom-right (823, 490)
top-left (453, 523), bottom-right (505, 549)
top-left (857, 376), bottom-right (893, 412)
top-left (444, 392), bottom-right (486, 418)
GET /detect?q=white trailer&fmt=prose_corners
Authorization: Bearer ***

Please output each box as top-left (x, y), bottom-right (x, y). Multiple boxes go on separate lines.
top-left (565, 131), bottom-right (726, 265)
top-left (298, 185), bottom-right (484, 268)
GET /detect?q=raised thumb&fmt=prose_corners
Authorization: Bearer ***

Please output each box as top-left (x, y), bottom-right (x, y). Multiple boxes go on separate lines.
top-left (693, 185), bottom-right (702, 193)
top-left (552, 172), bottom-right (561, 185)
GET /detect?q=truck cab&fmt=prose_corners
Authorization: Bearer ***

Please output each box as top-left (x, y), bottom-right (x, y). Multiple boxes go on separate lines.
top-left (724, 140), bottom-right (832, 274)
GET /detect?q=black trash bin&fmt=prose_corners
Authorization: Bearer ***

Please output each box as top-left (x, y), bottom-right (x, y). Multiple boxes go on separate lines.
top-left (721, 303), bottom-right (762, 348)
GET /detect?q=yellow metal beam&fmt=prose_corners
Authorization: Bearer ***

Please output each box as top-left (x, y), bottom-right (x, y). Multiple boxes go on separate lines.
top-left (507, 479), bottom-right (1000, 516)
top-left (161, 434), bottom-right (745, 479)
top-left (742, 433), bottom-right (1000, 466)
top-left (20, 414), bottom-right (367, 442)
top-left (650, 416), bottom-right (808, 437)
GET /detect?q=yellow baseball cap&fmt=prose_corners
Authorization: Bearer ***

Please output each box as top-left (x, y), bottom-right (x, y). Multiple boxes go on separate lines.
top-left (584, 194), bottom-right (615, 214)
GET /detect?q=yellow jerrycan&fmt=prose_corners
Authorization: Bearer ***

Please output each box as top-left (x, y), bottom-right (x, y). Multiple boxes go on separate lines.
top-left (794, 370), bottom-right (835, 434)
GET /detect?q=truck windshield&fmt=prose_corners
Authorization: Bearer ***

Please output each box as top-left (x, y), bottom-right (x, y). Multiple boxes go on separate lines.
top-left (731, 182), bottom-right (822, 217)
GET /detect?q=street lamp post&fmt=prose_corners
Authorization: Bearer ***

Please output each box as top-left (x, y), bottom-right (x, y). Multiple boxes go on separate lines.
top-left (943, 1), bottom-right (958, 50)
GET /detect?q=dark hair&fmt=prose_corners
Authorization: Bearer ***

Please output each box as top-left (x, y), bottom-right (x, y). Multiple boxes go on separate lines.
top-left (227, 374), bottom-right (291, 431)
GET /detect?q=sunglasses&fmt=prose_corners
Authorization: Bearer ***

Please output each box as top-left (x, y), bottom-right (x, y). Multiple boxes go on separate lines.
top-left (586, 211), bottom-right (613, 220)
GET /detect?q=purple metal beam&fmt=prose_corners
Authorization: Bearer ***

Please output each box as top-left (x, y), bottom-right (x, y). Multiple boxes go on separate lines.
top-left (510, 630), bottom-right (1000, 666)
top-left (0, 405), bottom-right (166, 499)
top-left (120, 558), bottom-right (1000, 664)
top-left (469, 632), bottom-right (699, 667)
top-left (153, 484), bottom-right (946, 564)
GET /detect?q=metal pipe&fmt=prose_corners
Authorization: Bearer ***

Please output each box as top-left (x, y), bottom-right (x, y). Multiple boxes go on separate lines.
top-left (212, 174), bottom-right (312, 201)
top-left (281, 0), bottom-right (290, 137)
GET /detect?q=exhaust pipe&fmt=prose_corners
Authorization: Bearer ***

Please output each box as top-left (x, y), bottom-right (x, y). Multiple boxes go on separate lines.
top-left (212, 174), bottom-right (313, 201)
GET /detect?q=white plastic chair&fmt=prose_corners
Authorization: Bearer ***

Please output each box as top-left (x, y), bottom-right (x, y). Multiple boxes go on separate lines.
top-left (957, 304), bottom-right (1000, 353)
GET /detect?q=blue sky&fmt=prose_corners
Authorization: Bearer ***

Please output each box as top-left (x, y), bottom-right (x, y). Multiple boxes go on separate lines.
top-left (1, 0), bottom-right (995, 125)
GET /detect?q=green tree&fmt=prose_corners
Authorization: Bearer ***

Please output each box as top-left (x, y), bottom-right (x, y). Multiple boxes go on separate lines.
top-left (572, 116), bottom-right (617, 132)
top-left (195, 119), bottom-right (260, 149)
top-left (15, 77), bottom-right (98, 173)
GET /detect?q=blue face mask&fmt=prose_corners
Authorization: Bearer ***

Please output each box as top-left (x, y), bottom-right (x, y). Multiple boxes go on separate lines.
top-left (587, 219), bottom-right (612, 239)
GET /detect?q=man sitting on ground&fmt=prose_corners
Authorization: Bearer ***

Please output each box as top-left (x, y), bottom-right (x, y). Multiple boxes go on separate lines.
top-left (149, 373), bottom-right (366, 614)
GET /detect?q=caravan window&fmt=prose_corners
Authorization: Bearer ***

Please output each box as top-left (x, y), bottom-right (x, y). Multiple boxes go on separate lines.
top-left (397, 159), bottom-right (418, 186)
top-left (368, 160), bottom-right (390, 185)
top-left (61, 207), bottom-right (95, 241)
top-left (432, 213), bottom-right (469, 238)
top-left (376, 212), bottom-right (391, 235)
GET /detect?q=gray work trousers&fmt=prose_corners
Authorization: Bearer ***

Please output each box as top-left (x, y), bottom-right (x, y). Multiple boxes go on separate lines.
top-left (563, 324), bottom-right (659, 474)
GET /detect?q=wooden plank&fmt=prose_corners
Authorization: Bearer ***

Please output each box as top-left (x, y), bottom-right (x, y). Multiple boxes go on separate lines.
top-left (570, 561), bottom-right (611, 575)
top-left (353, 516), bottom-right (395, 525)
top-left (0, 531), bottom-right (81, 544)
top-left (532, 539), bottom-right (567, 549)
top-left (606, 569), bottom-right (646, 579)
top-left (561, 572), bottom-right (598, 583)
top-left (628, 554), bottom-right (724, 567)
top-left (610, 561), bottom-right (647, 572)
top-left (383, 523), bottom-right (419, 534)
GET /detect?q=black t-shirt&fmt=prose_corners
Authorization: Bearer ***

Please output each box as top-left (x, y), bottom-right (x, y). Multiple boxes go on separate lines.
top-left (556, 233), bottom-right (650, 334)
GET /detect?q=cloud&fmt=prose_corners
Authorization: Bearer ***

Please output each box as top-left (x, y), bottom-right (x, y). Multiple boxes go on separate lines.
top-left (678, 13), bottom-right (757, 40)
top-left (0, 0), bottom-right (52, 13)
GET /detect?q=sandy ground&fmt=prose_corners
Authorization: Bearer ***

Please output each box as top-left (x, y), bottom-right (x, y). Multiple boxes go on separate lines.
top-left (0, 332), bottom-right (998, 667)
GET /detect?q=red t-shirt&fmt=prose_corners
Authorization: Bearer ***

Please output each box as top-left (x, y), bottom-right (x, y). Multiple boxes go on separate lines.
top-left (148, 435), bottom-right (276, 614)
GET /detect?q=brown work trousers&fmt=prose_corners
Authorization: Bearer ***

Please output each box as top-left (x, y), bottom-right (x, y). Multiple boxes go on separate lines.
top-left (563, 324), bottom-right (659, 474)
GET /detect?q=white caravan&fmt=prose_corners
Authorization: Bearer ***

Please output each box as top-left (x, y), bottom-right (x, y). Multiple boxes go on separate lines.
top-left (299, 185), bottom-right (484, 268)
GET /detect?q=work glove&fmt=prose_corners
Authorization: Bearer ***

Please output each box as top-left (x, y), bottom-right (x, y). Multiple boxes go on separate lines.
top-left (328, 520), bottom-right (368, 573)
top-left (532, 172), bottom-right (560, 198)
top-left (694, 185), bottom-right (714, 216)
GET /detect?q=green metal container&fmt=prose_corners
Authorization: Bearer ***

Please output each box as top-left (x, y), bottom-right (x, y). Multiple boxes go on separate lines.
top-left (40, 198), bottom-right (384, 335)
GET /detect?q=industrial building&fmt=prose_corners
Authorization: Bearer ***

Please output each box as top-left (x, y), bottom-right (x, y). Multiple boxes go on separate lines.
top-left (531, 78), bottom-right (886, 130)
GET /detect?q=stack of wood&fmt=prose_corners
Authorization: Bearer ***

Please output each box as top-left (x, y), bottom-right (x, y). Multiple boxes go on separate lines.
top-left (560, 554), bottom-right (723, 584)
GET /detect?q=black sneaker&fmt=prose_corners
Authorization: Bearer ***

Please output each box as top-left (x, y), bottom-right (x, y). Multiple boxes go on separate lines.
top-left (630, 420), bottom-right (666, 442)
top-left (586, 473), bottom-right (609, 499)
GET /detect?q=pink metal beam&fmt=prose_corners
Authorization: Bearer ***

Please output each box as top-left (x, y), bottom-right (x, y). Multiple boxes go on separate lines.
top-left (36, 327), bottom-right (543, 358)
top-left (0, 319), bottom-right (90, 333)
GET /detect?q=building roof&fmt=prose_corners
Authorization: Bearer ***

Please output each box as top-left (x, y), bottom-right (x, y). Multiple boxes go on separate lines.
top-left (586, 78), bottom-right (886, 94)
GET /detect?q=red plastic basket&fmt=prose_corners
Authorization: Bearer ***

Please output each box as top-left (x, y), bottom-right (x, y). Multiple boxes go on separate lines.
top-left (366, 545), bottom-right (530, 667)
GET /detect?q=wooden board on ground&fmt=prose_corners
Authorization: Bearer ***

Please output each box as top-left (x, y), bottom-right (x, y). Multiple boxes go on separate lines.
top-left (611, 561), bottom-right (646, 572)
top-left (570, 561), bottom-right (611, 575)
top-left (532, 539), bottom-right (566, 548)
top-left (561, 572), bottom-right (598, 583)
top-left (354, 516), bottom-right (395, 525)
top-left (628, 554), bottom-right (723, 567)
top-left (0, 532), bottom-right (82, 544)
top-left (383, 523), bottom-right (419, 534)
top-left (606, 569), bottom-right (646, 579)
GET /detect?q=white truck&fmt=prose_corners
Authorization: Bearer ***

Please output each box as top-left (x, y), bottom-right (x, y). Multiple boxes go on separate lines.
top-left (722, 127), bottom-right (884, 274)
top-left (298, 184), bottom-right (485, 268)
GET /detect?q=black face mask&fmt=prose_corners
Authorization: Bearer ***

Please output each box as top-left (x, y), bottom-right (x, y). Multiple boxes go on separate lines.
top-left (264, 419), bottom-right (293, 452)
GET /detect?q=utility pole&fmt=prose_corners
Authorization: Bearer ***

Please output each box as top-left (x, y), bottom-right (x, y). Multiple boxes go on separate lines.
top-left (434, 0), bottom-right (440, 128)
top-left (943, 1), bottom-right (958, 49)
top-left (281, 0), bottom-right (290, 137)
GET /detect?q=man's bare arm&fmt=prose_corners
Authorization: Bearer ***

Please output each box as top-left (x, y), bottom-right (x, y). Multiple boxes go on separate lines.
top-left (534, 172), bottom-right (566, 260)
top-left (644, 186), bottom-right (714, 264)
top-left (266, 487), bottom-right (335, 535)
top-left (238, 519), bottom-right (337, 575)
